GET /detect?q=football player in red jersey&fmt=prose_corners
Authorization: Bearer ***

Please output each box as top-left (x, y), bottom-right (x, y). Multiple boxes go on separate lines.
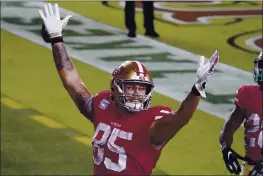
top-left (38, 3), bottom-right (219, 175)
top-left (219, 51), bottom-right (263, 176)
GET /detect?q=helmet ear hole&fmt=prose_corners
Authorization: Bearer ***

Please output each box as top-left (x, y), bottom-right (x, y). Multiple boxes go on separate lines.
top-left (146, 84), bottom-right (154, 95)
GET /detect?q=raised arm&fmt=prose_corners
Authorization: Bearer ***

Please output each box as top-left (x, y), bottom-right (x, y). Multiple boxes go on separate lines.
top-left (149, 86), bottom-right (200, 145)
top-left (38, 3), bottom-right (93, 120)
top-left (52, 42), bottom-right (93, 117)
top-left (219, 106), bottom-right (245, 149)
top-left (218, 88), bottom-right (246, 175)
top-left (149, 50), bottom-right (219, 145)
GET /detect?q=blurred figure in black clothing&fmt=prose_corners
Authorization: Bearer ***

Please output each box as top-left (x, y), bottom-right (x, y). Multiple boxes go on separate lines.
top-left (125, 1), bottom-right (159, 38)
top-left (102, 1), bottom-right (108, 6)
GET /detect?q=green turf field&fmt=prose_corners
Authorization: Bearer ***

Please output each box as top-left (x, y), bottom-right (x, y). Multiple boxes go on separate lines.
top-left (1, 1), bottom-right (261, 175)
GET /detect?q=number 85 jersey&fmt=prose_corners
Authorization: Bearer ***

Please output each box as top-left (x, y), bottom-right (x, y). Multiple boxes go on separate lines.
top-left (235, 84), bottom-right (263, 161)
top-left (90, 90), bottom-right (173, 175)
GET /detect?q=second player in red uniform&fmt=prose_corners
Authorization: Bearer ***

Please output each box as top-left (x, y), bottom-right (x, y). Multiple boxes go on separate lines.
top-left (220, 52), bottom-right (263, 176)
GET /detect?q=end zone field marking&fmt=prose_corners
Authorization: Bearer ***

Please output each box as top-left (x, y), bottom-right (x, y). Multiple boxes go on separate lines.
top-left (2, 95), bottom-right (94, 147)
top-left (74, 136), bottom-right (92, 147)
top-left (31, 115), bottom-right (67, 129)
top-left (1, 97), bottom-right (25, 110)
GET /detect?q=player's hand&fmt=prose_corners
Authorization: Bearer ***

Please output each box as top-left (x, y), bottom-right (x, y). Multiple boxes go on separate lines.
top-left (222, 147), bottom-right (241, 175)
top-left (249, 149), bottom-right (263, 176)
top-left (38, 3), bottom-right (72, 39)
top-left (249, 160), bottom-right (263, 176)
top-left (195, 50), bottom-right (219, 98)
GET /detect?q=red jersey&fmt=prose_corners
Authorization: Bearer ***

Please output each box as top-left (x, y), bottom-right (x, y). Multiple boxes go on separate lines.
top-left (90, 90), bottom-right (173, 175)
top-left (234, 84), bottom-right (263, 161)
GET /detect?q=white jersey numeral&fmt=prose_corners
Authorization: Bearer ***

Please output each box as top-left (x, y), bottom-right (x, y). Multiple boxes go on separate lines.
top-left (247, 114), bottom-right (262, 148)
top-left (92, 122), bottom-right (133, 172)
top-left (92, 123), bottom-right (111, 165)
top-left (258, 130), bottom-right (263, 148)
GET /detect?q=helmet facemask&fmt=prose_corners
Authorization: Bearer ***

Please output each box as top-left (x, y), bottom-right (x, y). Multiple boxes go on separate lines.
top-left (112, 78), bottom-right (154, 112)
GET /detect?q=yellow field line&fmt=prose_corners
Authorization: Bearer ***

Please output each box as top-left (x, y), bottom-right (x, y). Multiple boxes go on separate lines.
top-left (31, 115), bottom-right (67, 129)
top-left (2, 96), bottom-right (93, 146)
top-left (31, 116), bottom-right (93, 147)
top-left (1, 97), bottom-right (24, 109)
top-left (74, 136), bottom-right (92, 147)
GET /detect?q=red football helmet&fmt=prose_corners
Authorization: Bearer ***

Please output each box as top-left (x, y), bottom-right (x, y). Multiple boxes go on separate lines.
top-left (110, 61), bottom-right (154, 112)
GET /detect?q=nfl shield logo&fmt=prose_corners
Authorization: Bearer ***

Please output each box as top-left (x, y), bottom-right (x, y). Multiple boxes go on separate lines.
top-left (99, 99), bottom-right (110, 110)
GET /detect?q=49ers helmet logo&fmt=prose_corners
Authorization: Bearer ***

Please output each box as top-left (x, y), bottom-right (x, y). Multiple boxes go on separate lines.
top-left (112, 66), bottom-right (124, 76)
top-left (139, 76), bottom-right (145, 80)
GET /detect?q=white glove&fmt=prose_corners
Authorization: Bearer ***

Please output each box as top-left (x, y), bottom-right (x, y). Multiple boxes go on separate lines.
top-left (38, 3), bottom-right (72, 39)
top-left (195, 50), bottom-right (219, 98)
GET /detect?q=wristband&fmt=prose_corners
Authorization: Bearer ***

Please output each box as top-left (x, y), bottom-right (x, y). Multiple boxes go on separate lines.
top-left (51, 37), bottom-right (64, 45)
top-left (191, 85), bottom-right (201, 96)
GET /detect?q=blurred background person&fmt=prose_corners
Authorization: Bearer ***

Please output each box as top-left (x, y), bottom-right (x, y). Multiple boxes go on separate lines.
top-left (101, 1), bottom-right (108, 6)
top-left (125, 1), bottom-right (159, 38)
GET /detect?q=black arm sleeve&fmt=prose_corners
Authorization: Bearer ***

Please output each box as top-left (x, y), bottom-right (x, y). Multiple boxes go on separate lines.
top-left (80, 94), bottom-right (94, 123)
